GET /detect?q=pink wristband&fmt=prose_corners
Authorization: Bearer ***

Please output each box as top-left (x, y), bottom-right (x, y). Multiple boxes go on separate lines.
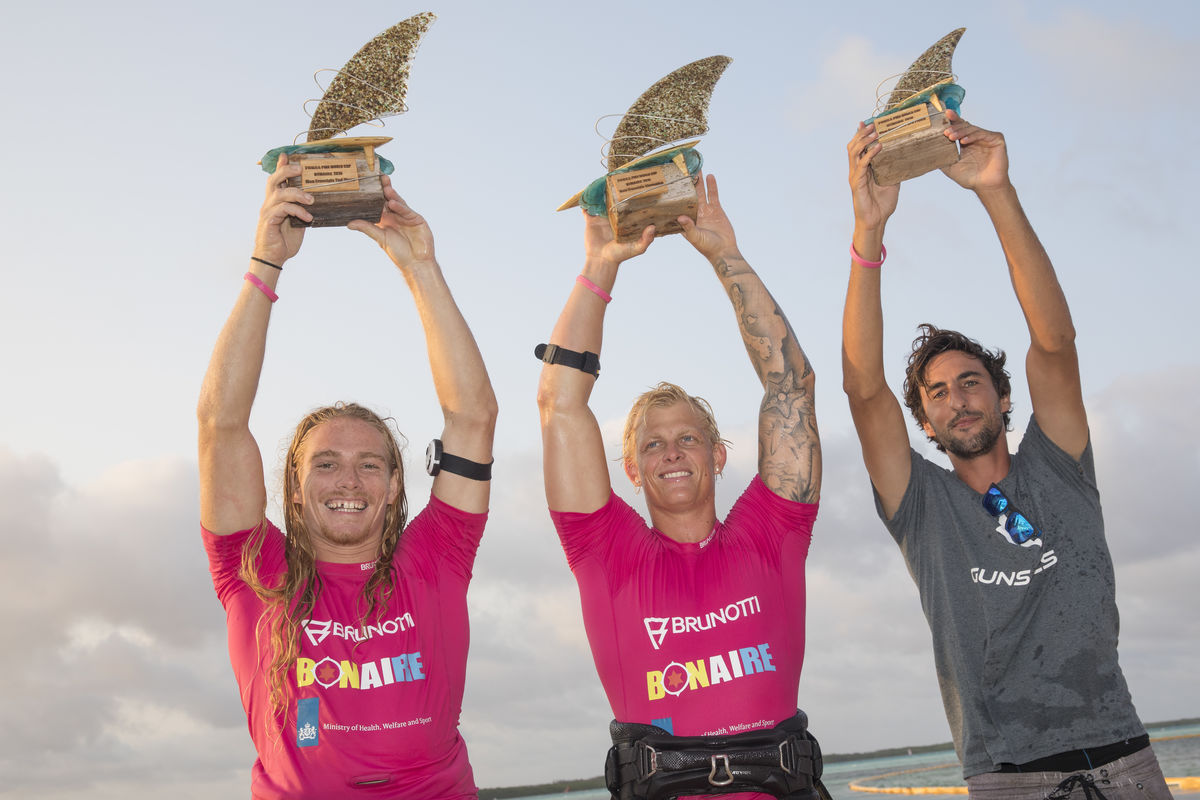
top-left (244, 272), bottom-right (278, 303)
top-left (576, 274), bottom-right (612, 304)
top-left (850, 243), bottom-right (886, 269)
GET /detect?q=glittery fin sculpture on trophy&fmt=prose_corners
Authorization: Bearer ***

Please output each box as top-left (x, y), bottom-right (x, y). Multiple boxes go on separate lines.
top-left (866, 28), bottom-right (966, 186)
top-left (258, 12), bottom-right (436, 228)
top-left (558, 56), bottom-right (732, 243)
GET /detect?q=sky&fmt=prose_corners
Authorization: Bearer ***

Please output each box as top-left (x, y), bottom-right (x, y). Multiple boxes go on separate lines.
top-left (1, 0), bottom-right (1198, 796)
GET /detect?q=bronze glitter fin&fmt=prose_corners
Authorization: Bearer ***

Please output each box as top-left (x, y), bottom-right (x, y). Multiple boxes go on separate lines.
top-left (306, 12), bottom-right (436, 142)
top-left (607, 55), bottom-right (732, 172)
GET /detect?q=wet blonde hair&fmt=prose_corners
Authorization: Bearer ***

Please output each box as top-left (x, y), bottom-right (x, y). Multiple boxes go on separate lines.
top-left (240, 402), bottom-right (408, 727)
top-left (621, 382), bottom-right (726, 469)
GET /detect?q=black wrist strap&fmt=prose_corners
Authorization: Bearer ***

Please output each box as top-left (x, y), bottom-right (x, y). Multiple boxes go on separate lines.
top-left (535, 343), bottom-right (601, 378)
top-left (440, 451), bottom-right (492, 481)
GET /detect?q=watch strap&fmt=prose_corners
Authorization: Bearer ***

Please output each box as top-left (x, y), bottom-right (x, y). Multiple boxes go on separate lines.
top-left (535, 343), bottom-right (600, 378)
top-left (438, 450), bottom-right (493, 481)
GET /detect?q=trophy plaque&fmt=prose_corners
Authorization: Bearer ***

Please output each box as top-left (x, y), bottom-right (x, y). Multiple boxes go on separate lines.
top-left (558, 56), bottom-right (730, 243)
top-left (868, 28), bottom-right (966, 187)
top-left (279, 137), bottom-right (391, 228)
top-left (258, 12), bottom-right (435, 228)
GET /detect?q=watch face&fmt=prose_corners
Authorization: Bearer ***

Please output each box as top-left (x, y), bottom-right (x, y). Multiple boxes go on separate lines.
top-left (425, 439), bottom-right (442, 475)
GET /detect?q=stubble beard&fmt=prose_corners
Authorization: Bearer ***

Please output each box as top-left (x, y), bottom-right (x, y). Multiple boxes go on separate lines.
top-left (939, 411), bottom-right (1004, 460)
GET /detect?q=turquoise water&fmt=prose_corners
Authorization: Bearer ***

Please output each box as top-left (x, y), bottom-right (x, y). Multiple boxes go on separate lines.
top-left (502, 723), bottom-right (1200, 799)
top-left (822, 723), bottom-right (1200, 797)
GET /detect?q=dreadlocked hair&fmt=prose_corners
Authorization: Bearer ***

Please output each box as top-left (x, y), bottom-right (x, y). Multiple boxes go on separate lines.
top-left (239, 402), bottom-right (409, 728)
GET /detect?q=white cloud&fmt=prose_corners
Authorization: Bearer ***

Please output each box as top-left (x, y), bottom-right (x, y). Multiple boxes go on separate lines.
top-left (1018, 8), bottom-right (1193, 105)
top-left (786, 36), bottom-right (904, 133)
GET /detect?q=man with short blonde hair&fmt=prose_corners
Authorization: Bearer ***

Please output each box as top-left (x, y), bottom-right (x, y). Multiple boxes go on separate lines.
top-left (538, 174), bottom-right (826, 799)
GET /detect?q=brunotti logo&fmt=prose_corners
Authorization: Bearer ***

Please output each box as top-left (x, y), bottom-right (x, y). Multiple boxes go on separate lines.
top-left (302, 613), bottom-right (416, 647)
top-left (644, 618), bottom-right (670, 650)
top-left (304, 619), bottom-right (333, 646)
top-left (643, 596), bottom-right (762, 650)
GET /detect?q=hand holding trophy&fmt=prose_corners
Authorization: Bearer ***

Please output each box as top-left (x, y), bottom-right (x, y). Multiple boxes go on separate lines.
top-left (258, 13), bottom-right (436, 228)
top-left (864, 28), bottom-right (967, 186)
top-left (557, 56), bottom-right (732, 243)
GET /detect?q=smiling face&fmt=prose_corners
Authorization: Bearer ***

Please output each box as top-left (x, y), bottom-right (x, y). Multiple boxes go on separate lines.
top-left (918, 350), bottom-right (1011, 460)
top-left (290, 417), bottom-right (401, 559)
top-left (624, 400), bottom-right (727, 518)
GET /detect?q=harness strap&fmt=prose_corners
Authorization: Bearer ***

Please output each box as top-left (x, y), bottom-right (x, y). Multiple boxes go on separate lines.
top-left (605, 711), bottom-right (827, 800)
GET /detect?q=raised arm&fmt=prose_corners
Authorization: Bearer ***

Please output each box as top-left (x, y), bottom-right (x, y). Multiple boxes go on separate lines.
top-left (198, 155), bottom-right (313, 534)
top-left (679, 173), bottom-right (821, 503)
top-left (349, 177), bottom-right (497, 514)
top-left (841, 124), bottom-right (911, 518)
top-left (942, 111), bottom-right (1087, 458)
top-left (536, 213), bottom-right (654, 513)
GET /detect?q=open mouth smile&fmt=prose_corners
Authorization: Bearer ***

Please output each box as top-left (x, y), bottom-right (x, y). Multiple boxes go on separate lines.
top-left (325, 499), bottom-right (367, 512)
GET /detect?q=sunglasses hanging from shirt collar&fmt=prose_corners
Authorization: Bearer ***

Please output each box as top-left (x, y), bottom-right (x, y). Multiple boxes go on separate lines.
top-left (982, 484), bottom-right (1042, 546)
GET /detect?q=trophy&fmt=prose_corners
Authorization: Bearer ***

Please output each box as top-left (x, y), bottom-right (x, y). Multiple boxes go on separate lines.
top-left (258, 13), bottom-right (436, 227)
top-left (558, 56), bottom-right (731, 242)
top-left (866, 28), bottom-right (966, 186)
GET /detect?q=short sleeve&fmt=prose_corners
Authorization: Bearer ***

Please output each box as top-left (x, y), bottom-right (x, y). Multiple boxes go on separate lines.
top-left (398, 493), bottom-right (487, 582)
top-left (550, 492), bottom-right (648, 572)
top-left (201, 521), bottom-right (284, 607)
top-left (724, 475), bottom-right (818, 557)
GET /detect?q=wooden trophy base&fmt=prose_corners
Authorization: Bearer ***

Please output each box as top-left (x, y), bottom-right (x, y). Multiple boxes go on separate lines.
top-left (869, 103), bottom-right (959, 186)
top-left (284, 137), bottom-right (391, 227)
top-left (606, 156), bottom-right (698, 243)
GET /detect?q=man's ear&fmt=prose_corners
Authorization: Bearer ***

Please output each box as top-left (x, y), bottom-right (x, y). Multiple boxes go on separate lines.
top-left (623, 458), bottom-right (641, 486)
top-left (921, 420), bottom-right (936, 441)
top-left (388, 468), bottom-right (401, 503)
top-left (713, 441), bottom-right (728, 475)
top-left (1001, 395), bottom-right (1012, 413)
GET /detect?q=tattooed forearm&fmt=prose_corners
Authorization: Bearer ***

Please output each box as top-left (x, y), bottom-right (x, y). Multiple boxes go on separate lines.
top-left (712, 255), bottom-right (750, 279)
top-left (758, 366), bottom-right (821, 502)
top-left (713, 257), bottom-right (821, 501)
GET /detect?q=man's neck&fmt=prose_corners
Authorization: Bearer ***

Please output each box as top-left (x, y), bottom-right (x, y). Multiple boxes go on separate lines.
top-left (313, 536), bottom-right (383, 564)
top-left (648, 505), bottom-right (719, 544)
top-left (948, 441), bottom-right (1013, 494)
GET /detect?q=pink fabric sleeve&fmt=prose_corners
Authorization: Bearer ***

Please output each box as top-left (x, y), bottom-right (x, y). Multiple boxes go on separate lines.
top-left (201, 522), bottom-right (285, 606)
top-left (550, 491), bottom-right (650, 572)
top-left (724, 477), bottom-right (818, 559)
top-left (395, 494), bottom-right (487, 583)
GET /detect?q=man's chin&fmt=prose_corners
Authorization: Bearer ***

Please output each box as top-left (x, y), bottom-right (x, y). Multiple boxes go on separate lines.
top-left (314, 521), bottom-right (381, 549)
top-left (942, 429), bottom-right (1002, 460)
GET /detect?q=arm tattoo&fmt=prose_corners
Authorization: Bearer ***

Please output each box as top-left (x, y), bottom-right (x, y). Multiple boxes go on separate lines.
top-left (718, 259), bottom-right (820, 503)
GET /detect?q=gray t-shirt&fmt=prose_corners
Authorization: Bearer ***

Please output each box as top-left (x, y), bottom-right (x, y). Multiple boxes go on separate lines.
top-left (876, 415), bottom-right (1144, 777)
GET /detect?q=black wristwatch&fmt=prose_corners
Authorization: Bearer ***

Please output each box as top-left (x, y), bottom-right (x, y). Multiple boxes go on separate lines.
top-left (425, 439), bottom-right (492, 481)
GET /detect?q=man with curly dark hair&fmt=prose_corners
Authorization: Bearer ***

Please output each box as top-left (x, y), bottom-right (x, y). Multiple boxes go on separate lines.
top-left (841, 112), bottom-right (1170, 799)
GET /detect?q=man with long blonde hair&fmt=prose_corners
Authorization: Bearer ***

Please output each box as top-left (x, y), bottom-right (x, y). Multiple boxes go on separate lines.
top-left (198, 155), bottom-right (496, 798)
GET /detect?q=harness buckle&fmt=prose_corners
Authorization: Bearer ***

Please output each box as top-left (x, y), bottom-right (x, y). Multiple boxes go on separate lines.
top-left (779, 738), bottom-right (796, 776)
top-left (708, 754), bottom-right (734, 786)
top-left (637, 742), bottom-right (658, 777)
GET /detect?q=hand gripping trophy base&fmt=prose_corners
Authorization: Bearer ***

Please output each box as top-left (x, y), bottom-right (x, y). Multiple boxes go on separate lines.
top-left (271, 136), bottom-right (393, 228)
top-left (606, 151), bottom-right (699, 243)
top-left (869, 94), bottom-right (960, 186)
top-left (558, 142), bottom-right (703, 244)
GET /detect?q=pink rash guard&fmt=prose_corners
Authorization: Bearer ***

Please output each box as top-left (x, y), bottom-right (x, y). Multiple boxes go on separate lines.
top-left (551, 476), bottom-right (817, 776)
top-left (203, 494), bottom-right (485, 799)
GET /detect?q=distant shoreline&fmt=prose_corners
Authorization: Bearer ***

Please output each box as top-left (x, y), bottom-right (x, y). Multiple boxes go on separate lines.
top-left (478, 717), bottom-right (1200, 799)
